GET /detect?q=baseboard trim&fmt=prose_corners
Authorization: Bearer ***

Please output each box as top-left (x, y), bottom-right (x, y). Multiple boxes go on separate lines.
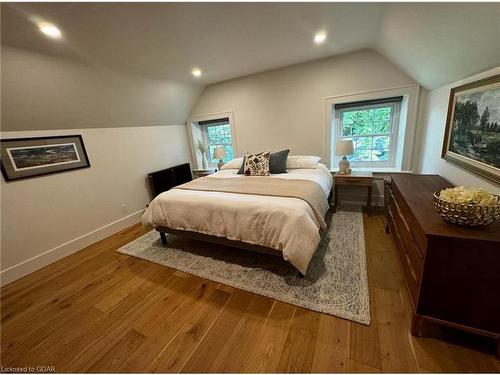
top-left (0, 210), bottom-right (145, 287)
top-left (0, 194), bottom-right (385, 287)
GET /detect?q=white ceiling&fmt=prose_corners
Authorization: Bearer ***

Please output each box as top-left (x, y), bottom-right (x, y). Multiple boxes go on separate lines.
top-left (1, 3), bottom-right (499, 89)
top-left (377, 3), bottom-right (500, 89)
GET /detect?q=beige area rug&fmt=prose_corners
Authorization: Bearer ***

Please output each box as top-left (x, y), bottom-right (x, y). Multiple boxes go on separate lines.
top-left (118, 209), bottom-right (370, 325)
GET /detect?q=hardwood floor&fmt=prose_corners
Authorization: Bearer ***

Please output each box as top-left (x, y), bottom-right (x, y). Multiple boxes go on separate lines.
top-left (1, 214), bottom-right (499, 373)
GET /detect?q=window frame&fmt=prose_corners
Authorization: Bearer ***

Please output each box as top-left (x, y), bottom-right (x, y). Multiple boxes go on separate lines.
top-left (324, 85), bottom-right (420, 173)
top-left (334, 100), bottom-right (401, 168)
top-left (187, 111), bottom-right (238, 170)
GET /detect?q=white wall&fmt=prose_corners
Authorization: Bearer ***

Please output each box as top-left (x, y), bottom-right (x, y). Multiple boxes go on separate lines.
top-left (1, 46), bottom-right (198, 285)
top-left (1, 126), bottom-right (191, 285)
top-left (416, 67), bottom-right (500, 195)
top-left (191, 49), bottom-right (418, 163)
top-left (190, 49), bottom-right (419, 205)
top-left (1, 46), bottom-right (203, 131)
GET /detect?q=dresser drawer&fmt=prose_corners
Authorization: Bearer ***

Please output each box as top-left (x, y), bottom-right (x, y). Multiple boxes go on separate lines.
top-left (387, 210), bottom-right (418, 306)
top-left (392, 184), bottom-right (427, 255)
top-left (389, 194), bottom-right (424, 278)
top-left (389, 196), bottom-right (424, 281)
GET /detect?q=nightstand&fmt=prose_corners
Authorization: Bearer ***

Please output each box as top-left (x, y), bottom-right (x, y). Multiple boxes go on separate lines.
top-left (333, 171), bottom-right (374, 213)
top-left (192, 168), bottom-right (216, 178)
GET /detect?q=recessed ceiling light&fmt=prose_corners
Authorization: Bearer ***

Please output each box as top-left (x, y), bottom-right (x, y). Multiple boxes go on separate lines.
top-left (314, 31), bottom-right (327, 45)
top-left (191, 68), bottom-right (202, 78)
top-left (38, 23), bottom-right (62, 39)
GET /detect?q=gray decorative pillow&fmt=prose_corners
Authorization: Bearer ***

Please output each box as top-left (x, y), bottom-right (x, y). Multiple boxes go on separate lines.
top-left (269, 149), bottom-right (289, 174)
top-left (238, 149), bottom-right (290, 174)
top-left (243, 152), bottom-right (271, 176)
top-left (237, 155), bottom-right (246, 174)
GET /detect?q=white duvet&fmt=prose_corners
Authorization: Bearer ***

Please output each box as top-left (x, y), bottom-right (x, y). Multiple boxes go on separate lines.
top-left (142, 164), bottom-right (333, 274)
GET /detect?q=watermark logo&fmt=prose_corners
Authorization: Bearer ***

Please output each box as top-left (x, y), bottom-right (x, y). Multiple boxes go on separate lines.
top-left (1, 366), bottom-right (56, 373)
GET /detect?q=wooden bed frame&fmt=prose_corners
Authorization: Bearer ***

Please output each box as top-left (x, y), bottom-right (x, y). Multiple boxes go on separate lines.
top-left (156, 225), bottom-right (304, 276)
top-left (156, 226), bottom-right (283, 257)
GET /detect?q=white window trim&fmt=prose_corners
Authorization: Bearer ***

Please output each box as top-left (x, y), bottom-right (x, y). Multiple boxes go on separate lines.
top-left (333, 101), bottom-right (401, 168)
top-left (187, 111), bottom-right (238, 169)
top-left (323, 85), bottom-right (420, 172)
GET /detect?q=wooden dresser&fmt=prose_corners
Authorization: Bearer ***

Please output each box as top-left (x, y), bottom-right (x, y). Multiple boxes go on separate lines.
top-left (385, 174), bottom-right (500, 356)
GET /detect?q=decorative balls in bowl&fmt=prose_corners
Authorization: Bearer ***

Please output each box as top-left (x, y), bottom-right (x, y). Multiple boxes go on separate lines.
top-left (433, 186), bottom-right (500, 226)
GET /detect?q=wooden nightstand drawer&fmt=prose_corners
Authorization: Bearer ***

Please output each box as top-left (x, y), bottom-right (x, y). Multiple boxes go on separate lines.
top-left (332, 171), bottom-right (373, 213)
top-left (335, 177), bottom-right (372, 186)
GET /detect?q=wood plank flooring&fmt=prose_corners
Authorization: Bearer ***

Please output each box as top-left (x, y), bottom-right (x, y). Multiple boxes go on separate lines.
top-left (1, 214), bottom-right (499, 372)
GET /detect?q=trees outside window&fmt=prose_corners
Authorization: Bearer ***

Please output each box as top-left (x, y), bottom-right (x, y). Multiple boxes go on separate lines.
top-left (205, 123), bottom-right (234, 163)
top-left (334, 100), bottom-right (401, 167)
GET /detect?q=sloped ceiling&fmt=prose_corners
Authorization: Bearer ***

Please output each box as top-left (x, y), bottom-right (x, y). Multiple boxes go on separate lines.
top-left (377, 3), bottom-right (500, 89)
top-left (1, 2), bottom-right (499, 90)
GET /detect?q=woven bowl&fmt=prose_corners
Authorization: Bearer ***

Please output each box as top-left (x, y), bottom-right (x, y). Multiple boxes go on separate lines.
top-left (433, 191), bottom-right (500, 226)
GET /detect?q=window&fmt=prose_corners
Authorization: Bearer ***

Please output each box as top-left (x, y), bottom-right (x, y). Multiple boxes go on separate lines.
top-left (334, 97), bottom-right (402, 167)
top-left (198, 118), bottom-right (234, 164)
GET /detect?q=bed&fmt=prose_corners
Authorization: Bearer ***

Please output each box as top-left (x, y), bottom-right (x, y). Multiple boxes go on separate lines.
top-left (142, 162), bottom-right (333, 275)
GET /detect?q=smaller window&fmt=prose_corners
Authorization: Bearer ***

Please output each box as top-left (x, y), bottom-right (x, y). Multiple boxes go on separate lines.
top-left (198, 118), bottom-right (234, 164)
top-left (333, 97), bottom-right (402, 168)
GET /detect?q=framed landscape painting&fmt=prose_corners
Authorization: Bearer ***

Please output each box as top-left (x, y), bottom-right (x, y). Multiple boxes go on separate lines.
top-left (442, 74), bottom-right (500, 184)
top-left (1, 135), bottom-right (90, 181)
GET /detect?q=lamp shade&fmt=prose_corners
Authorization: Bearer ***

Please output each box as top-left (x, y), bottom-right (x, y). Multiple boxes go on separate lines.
top-left (335, 140), bottom-right (354, 156)
top-left (213, 146), bottom-right (226, 160)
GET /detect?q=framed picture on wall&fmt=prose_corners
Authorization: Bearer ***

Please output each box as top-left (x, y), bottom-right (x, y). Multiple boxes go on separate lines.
top-left (442, 74), bottom-right (500, 184)
top-left (1, 135), bottom-right (91, 182)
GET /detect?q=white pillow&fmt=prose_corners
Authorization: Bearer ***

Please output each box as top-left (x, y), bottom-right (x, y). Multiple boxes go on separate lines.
top-left (220, 157), bottom-right (243, 170)
top-left (286, 155), bottom-right (321, 169)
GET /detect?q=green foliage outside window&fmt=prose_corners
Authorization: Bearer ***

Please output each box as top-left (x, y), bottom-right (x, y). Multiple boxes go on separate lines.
top-left (341, 106), bottom-right (392, 162)
top-left (206, 124), bottom-right (234, 163)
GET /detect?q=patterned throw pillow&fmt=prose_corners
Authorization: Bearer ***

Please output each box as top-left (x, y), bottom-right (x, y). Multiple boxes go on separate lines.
top-left (243, 152), bottom-right (271, 176)
top-left (237, 149), bottom-right (289, 174)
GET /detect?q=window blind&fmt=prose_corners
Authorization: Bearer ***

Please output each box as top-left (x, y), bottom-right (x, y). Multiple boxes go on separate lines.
top-left (334, 96), bottom-right (403, 110)
top-left (198, 117), bottom-right (230, 126)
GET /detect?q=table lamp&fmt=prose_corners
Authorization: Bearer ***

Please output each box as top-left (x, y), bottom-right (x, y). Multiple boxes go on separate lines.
top-left (335, 140), bottom-right (354, 174)
top-left (213, 146), bottom-right (226, 170)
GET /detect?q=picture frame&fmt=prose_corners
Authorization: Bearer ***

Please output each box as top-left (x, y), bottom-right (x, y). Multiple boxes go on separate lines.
top-left (1, 135), bottom-right (91, 182)
top-left (442, 74), bottom-right (500, 185)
